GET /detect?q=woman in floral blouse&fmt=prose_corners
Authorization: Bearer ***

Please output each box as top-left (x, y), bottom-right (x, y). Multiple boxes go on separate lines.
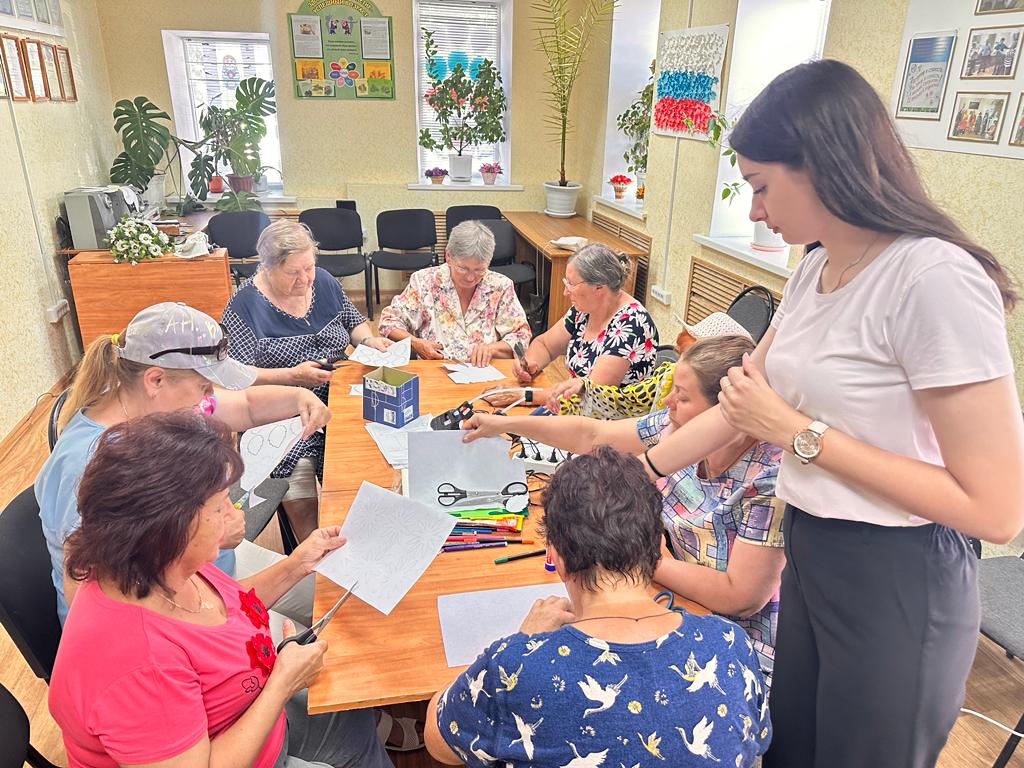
top-left (377, 220), bottom-right (531, 366)
top-left (501, 243), bottom-right (658, 412)
top-left (48, 411), bottom-right (392, 768)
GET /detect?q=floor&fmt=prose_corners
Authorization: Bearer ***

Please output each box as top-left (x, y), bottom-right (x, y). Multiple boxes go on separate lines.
top-left (3, 366), bottom-right (1024, 767)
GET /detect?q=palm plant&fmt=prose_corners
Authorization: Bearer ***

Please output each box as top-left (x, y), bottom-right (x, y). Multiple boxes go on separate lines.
top-left (532, 0), bottom-right (616, 186)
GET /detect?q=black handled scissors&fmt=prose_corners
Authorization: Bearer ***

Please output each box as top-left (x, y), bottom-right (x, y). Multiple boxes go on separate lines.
top-left (437, 481), bottom-right (529, 507)
top-left (276, 581), bottom-right (358, 652)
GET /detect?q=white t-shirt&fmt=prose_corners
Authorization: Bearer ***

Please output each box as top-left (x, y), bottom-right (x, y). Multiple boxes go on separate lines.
top-left (765, 235), bottom-right (1013, 527)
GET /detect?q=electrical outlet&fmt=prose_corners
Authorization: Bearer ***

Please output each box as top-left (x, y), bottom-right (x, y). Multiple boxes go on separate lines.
top-left (650, 284), bottom-right (672, 305)
top-left (45, 299), bottom-right (70, 324)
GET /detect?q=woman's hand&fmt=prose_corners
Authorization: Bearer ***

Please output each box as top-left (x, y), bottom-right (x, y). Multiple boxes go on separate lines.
top-left (271, 619), bottom-right (327, 696)
top-left (363, 336), bottom-right (393, 352)
top-left (718, 353), bottom-right (806, 447)
top-left (545, 378), bottom-right (584, 412)
top-left (290, 360), bottom-right (334, 388)
top-left (519, 596), bottom-right (575, 634)
top-left (461, 412), bottom-right (512, 442)
top-left (469, 343), bottom-right (494, 368)
top-left (297, 389), bottom-right (331, 438)
top-left (289, 525), bottom-right (346, 576)
top-left (412, 337), bottom-right (445, 360)
top-left (512, 355), bottom-right (541, 385)
top-left (480, 388), bottom-right (520, 408)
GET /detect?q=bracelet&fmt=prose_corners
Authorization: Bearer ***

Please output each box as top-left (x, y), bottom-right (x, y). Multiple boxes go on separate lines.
top-left (524, 389), bottom-right (533, 403)
top-left (644, 449), bottom-right (667, 478)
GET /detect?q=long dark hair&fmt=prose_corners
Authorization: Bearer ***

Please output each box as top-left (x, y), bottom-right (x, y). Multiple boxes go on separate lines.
top-left (729, 59), bottom-right (1016, 310)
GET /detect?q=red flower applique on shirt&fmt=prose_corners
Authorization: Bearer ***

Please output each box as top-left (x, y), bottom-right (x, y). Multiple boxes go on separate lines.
top-left (246, 632), bottom-right (277, 674)
top-left (239, 588), bottom-right (271, 629)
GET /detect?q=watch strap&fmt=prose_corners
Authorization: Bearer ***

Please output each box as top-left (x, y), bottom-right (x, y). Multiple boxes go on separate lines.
top-left (807, 420), bottom-right (829, 437)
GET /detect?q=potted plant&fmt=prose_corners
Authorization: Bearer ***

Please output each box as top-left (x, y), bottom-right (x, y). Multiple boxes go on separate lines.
top-left (418, 29), bottom-right (508, 182)
top-left (425, 167), bottom-right (449, 185)
top-left (533, 0), bottom-right (616, 217)
top-left (109, 77), bottom-right (276, 213)
top-left (616, 60), bottom-right (653, 200)
top-left (609, 174), bottom-right (632, 200)
top-left (479, 162), bottom-right (502, 185)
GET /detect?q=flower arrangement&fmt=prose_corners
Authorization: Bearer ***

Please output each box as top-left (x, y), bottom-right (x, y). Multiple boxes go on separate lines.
top-left (105, 216), bottom-right (173, 265)
top-left (425, 166), bottom-right (449, 185)
top-left (479, 162), bottom-right (502, 175)
top-left (609, 174), bottom-right (633, 200)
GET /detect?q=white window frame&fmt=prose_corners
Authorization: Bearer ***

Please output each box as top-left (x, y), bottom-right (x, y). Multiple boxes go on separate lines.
top-left (161, 29), bottom-right (285, 195)
top-left (411, 0), bottom-right (513, 185)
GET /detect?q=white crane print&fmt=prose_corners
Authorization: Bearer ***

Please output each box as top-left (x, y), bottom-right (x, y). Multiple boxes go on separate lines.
top-left (577, 673), bottom-right (629, 717)
top-left (510, 712), bottom-right (544, 761)
top-left (560, 741), bottom-right (609, 768)
top-left (677, 716), bottom-right (720, 761)
top-left (465, 668), bottom-right (492, 706)
top-left (669, 652), bottom-right (726, 694)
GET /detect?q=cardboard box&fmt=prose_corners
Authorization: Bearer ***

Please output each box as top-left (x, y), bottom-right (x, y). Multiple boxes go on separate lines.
top-left (363, 366), bottom-right (420, 427)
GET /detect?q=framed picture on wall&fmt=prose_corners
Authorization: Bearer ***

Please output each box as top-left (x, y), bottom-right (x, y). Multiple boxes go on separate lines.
top-left (961, 25), bottom-right (1021, 78)
top-left (896, 31), bottom-right (957, 120)
top-left (55, 45), bottom-right (75, 101)
top-left (21, 38), bottom-right (48, 100)
top-left (0, 35), bottom-right (29, 100)
top-left (947, 91), bottom-right (1010, 143)
top-left (976, 0), bottom-right (1024, 14)
top-left (40, 42), bottom-right (60, 100)
top-left (1009, 93), bottom-right (1024, 146)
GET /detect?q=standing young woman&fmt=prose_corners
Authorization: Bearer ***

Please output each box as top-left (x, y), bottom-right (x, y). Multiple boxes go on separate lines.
top-left (643, 60), bottom-right (1024, 767)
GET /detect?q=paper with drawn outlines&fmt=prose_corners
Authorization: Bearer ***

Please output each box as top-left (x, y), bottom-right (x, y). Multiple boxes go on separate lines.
top-left (364, 413), bottom-right (434, 468)
top-left (348, 336), bottom-right (411, 367)
top-left (314, 481), bottom-right (457, 614)
top-left (445, 363), bottom-right (504, 384)
top-left (239, 416), bottom-right (303, 492)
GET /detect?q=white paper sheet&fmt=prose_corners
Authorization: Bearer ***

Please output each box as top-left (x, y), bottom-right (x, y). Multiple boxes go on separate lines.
top-left (349, 384), bottom-right (363, 396)
top-left (407, 431), bottom-right (527, 512)
top-left (438, 582), bottom-right (570, 667)
top-left (359, 16), bottom-right (392, 59)
top-left (314, 481), bottom-right (457, 615)
top-left (239, 416), bottom-right (304, 491)
top-left (349, 336), bottom-right (411, 368)
top-left (445, 363), bottom-right (505, 384)
top-left (364, 414), bottom-right (434, 468)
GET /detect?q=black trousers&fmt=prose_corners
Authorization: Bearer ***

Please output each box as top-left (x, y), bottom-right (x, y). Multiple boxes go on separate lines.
top-left (763, 506), bottom-right (979, 768)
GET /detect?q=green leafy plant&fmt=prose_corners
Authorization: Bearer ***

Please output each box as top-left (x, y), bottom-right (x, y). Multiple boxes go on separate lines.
top-left (109, 77), bottom-right (277, 212)
top-left (532, 0), bottom-right (617, 186)
top-left (616, 59), bottom-right (654, 174)
top-left (686, 112), bottom-right (745, 202)
top-left (418, 29), bottom-right (508, 156)
top-left (213, 189), bottom-right (263, 212)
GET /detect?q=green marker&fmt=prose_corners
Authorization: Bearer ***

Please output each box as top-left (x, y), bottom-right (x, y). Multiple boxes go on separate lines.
top-left (494, 548), bottom-right (547, 564)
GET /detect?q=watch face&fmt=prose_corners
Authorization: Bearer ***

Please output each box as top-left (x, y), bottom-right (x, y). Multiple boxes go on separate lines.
top-left (794, 430), bottom-right (822, 459)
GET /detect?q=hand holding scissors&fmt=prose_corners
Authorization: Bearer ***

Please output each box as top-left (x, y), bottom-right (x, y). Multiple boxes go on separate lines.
top-left (277, 581), bottom-right (358, 653)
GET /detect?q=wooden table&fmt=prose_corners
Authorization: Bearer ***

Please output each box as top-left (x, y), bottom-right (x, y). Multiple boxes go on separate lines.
top-left (503, 211), bottom-right (649, 327)
top-left (308, 359), bottom-right (706, 714)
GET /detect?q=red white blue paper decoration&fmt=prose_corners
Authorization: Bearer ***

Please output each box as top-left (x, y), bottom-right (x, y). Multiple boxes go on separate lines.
top-left (653, 24), bottom-right (729, 139)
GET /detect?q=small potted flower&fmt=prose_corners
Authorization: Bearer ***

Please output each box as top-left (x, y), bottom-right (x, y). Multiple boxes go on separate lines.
top-left (425, 167), bottom-right (449, 185)
top-left (479, 162), bottom-right (502, 186)
top-left (609, 174), bottom-right (632, 200)
top-left (105, 216), bottom-right (174, 266)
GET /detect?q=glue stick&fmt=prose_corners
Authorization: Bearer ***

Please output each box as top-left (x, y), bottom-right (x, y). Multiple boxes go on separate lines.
top-left (544, 548), bottom-right (556, 572)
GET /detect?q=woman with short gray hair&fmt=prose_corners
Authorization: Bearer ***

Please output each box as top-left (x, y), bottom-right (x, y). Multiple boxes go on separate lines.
top-left (378, 219), bottom-right (532, 366)
top-left (221, 219), bottom-right (391, 540)
top-left (489, 242), bottom-right (658, 411)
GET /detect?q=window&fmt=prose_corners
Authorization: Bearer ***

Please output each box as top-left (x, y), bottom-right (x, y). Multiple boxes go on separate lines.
top-left (162, 31), bottom-right (284, 192)
top-left (413, 0), bottom-right (512, 182)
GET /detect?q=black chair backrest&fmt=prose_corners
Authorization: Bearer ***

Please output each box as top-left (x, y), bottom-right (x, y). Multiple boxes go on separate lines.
top-left (0, 683), bottom-right (29, 768)
top-left (299, 208), bottom-right (363, 252)
top-left (335, 199), bottom-right (357, 211)
top-left (479, 219), bottom-right (517, 267)
top-left (727, 285), bottom-right (776, 342)
top-left (207, 210), bottom-right (272, 258)
top-left (47, 389), bottom-right (69, 452)
top-left (0, 487), bottom-right (62, 682)
top-left (445, 205), bottom-right (501, 236)
top-left (376, 208), bottom-right (437, 252)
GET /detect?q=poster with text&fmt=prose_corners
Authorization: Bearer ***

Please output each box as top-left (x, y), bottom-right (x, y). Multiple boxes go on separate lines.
top-left (290, 14), bottom-right (323, 58)
top-left (896, 31), bottom-right (957, 120)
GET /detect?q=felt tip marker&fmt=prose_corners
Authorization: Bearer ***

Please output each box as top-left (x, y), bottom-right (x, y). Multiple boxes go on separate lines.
top-left (443, 541), bottom-right (507, 552)
top-left (494, 548), bottom-right (547, 564)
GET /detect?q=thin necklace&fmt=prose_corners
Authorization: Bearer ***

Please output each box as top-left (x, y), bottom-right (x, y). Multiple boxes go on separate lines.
top-left (822, 232), bottom-right (882, 293)
top-left (572, 611), bottom-right (674, 624)
top-left (116, 393), bottom-right (130, 421)
top-left (157, 576), bottom-right (214, 614)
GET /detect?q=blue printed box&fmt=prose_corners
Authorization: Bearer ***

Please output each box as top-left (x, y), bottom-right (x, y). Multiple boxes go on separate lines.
top-left (362, 366), bottom-right (419, 427)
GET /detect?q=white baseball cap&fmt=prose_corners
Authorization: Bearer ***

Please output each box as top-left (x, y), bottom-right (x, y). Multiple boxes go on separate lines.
top-left (682, 312), bottom-right (753, 341)
top-left (115, 302), bottom-right (256, 390)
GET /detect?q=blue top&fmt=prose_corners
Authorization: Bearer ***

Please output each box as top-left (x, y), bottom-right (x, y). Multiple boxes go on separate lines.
top-left (221, 267), bottom-right (366, 478)
top-left (35, 409), bottom-right (235, 625)
top-left (437, 611), bottom-right (770, 767)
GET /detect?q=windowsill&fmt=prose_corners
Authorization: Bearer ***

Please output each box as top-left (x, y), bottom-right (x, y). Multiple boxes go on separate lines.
top-left (167, 192), bottom-right (297, 206)
top-left (593, 195), bottom-right (646, 220)
top-left (406, 182), bottom-right (525, 191)
top-left (692, 234), bottom-right (794, 278)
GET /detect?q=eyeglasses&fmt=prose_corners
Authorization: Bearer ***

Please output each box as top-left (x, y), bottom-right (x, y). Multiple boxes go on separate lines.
top-left (451, 263), bottom-right (488, 278)
top-left (149, 324), bottom-right (230, 361)
top-left (562, 276), bottom-right (587, 290)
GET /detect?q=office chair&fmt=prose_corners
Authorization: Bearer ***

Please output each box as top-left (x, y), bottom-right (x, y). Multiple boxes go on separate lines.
top-left (0, 683), bottom-right (59, 768)
top-left (445, 204), bottom-right (501, 236)
top-left (208, 210), bottom-right (271, 286)
top-left (726, 285), bottom-right (776, 342)
top-left (298, 208), bottom-right (372, 318)
top-left (479, 219), bottom-right (535, 291)
top-left (366, 209), bottom-right (437, 320)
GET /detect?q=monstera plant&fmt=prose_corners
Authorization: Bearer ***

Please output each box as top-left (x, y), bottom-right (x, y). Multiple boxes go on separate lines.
top-left (109, 77), bottom-right (277, 212)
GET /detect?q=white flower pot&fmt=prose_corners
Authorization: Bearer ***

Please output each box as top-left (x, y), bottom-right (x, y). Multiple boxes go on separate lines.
top-left (752, 220), bottom-right (788, 252)
top-left (448, 153), bottom-right (473, 182)
top-left (543, 181), bottom-right (582, 218)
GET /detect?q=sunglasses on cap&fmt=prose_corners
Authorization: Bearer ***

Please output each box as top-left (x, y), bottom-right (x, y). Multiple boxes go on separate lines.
top-left (149, 324), bottom-right (230, 362)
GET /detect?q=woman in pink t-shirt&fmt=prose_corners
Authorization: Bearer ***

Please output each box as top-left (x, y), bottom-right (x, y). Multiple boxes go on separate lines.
top-left (48, 411), bottom-right (392, 768)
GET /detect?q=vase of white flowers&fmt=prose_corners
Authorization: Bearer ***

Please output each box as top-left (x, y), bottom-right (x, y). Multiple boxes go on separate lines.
top-left (105, 216), bottom-right (174, 265)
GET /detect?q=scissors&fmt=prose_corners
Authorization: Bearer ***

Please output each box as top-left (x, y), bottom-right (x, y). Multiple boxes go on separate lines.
top-left (654, 590), bottom-right (685, 615)
top-left (437, 481), bottom-right (529, 508)
top-left (276, 581), bottom-right (358, 653)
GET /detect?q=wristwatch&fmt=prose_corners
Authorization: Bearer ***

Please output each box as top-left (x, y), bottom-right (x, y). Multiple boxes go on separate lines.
top-left (792, 420), bottom-right (829, 464)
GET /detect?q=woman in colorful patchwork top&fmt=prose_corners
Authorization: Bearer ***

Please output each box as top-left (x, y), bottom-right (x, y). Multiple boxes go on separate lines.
top-left (377, 220), bottom-right (532, 366)
top-left (424, 446), bottom-right (770, 768)
top-left (48, 411), bottom-right (392, 768)
top-left (462, 335), bottom-right (785, 670)
top-left (221, 220), bottom-right (392, 541)
top-left (489, 243), bottom-right (658, 411)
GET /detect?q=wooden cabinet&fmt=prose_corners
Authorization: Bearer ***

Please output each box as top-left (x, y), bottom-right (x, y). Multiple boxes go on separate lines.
top-left (68, 249), bottom-right (232, 345)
